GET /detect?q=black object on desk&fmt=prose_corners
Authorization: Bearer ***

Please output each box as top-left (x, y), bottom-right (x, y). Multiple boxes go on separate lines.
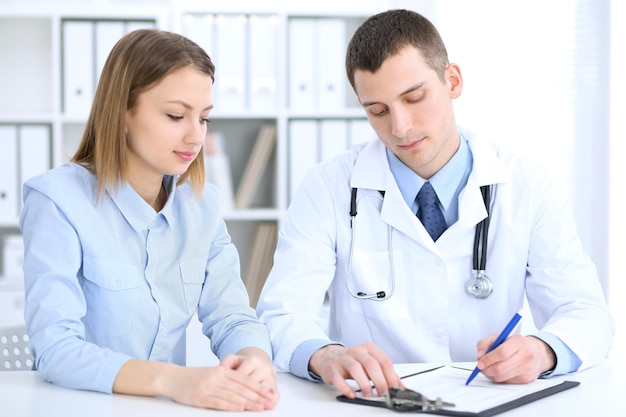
top-left (336, 366), bottom-right (580, 416)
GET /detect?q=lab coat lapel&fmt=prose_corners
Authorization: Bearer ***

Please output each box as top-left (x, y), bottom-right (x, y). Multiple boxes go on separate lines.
top-left (450, 132), bottom-right (510, 231)
top-left (349, 134), bottom-right (510, 248)
top-left (379, 182), bottom-right (431, 246)
top-left (351, 141), bottom-right (433, 248)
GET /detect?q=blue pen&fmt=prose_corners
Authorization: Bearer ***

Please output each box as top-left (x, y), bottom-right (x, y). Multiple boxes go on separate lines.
top-left (465, 313), bottom-right (522, 386)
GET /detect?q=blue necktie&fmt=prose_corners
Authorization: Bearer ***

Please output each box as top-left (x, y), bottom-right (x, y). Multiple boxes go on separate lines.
top-left (416, 182), bottom-right (447, 241)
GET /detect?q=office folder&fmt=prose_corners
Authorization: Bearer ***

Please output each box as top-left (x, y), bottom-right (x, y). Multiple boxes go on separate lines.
top-left (19, 125), bottom-right (51, 207)
top-left (204, 131), bottom-right (234, 212)
top-left (0, 125), bottom-right (18, 222)
top-left (235, 124), bottom-right (277, 209)
top-left (124, 20), bottom-right (156, 33)
top-left (181, 14), bottom-right (215, 59)
top-left (2, 234), bottom-right (24, 280)
top-left (337, 365), bottom-right (580, 417)
top-left (243, 221), bottom-right (278, 308)
top-left (319, 119), bottom-right (348, 162)
top-left (317, 19), bottom-right (346, 110)
top-left (349, 119), bottom-right (377, 147)
top-left (95, 21), bottom-right (125, 83)
top-left (215, 14), bottom-right (247, 111)
top-left (288, 18), bottom-right (317, 110)
top-left (288, 120), bottom-right (318, 200)
top-left (62, 20), bottom-right (94, 116)
top-left (248, 15), bottom-right (279, 110)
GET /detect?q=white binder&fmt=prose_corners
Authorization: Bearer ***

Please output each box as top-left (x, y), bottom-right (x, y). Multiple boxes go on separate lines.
top-left (124, 20), bottom-right (156, 33)
top-left (215, 14), bottom-right (247, 111)
top-left (95, 21), bottom-right (125, 85)
top-left (19, 125), bottom-right (51, 210)
top-left (0, 125), bottom-right (18, 223)
top-left (349, 118), bottom-right (377, 147)
top-left (181, 14), bottom-right (216, 59)
top-left (204, 131), bottom-right (234, 212)
top-left (288, 120), bottom-right (318, 200)
top-left (2, 234), bottom-right (24, 280)
top-left (63, 20), bottom-right (94, 116)
top-left (317, 19), bottom-right (347, 110)
top-left (248, 15), bottom-right (279, 110)
top-left (319, 119), bottom-right (349, 162)
top-left (288, 19), bottom-right (317, 110)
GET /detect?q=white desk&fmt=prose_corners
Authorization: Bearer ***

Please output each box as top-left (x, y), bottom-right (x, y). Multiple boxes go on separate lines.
top-left (2, 358), bottom-right (625, 417)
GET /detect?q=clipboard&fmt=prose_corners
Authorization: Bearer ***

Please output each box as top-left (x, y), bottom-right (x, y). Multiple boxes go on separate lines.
top-left (336, 366), bottom-right (580, 416)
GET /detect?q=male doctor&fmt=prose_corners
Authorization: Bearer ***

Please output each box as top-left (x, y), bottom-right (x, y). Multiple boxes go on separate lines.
top-left (256, 9), bottom-right (614, 399)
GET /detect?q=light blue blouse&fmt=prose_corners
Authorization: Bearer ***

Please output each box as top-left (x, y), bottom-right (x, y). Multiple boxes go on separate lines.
top-left (19, 162), bottom-right (271, 393)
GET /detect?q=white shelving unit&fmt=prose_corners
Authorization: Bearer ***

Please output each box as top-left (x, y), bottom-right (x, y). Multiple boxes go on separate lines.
top-left (0, 0), bottom-right (384, 312)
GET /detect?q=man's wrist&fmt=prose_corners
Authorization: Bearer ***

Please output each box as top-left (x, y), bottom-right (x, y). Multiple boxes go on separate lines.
top-left (528, 335), bottom-right (557, 376)
top-left (308, 344), bottom-right (344, 379)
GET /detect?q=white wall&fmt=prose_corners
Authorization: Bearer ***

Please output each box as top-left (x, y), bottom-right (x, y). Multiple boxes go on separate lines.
top-left (609, 0), bottom-right (625, 359)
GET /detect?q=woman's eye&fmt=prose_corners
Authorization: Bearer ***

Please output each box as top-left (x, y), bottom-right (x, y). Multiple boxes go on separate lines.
top-left (200, 118), bottom-right (211, 125)
top-left (168, 114), bottom-right (183, 121)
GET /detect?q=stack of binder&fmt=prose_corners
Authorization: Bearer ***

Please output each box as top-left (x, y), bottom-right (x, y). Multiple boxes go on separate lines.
top-left (288, 119), bottom-right (376, 200)
top-left (181, 13), bottom-right (279, 112)
top-left (62, 19), bottom-right (156, 116)
top-left (0, 124), bottom-right (51, 223)
top-left (288, 18), bottom-right (347, 110)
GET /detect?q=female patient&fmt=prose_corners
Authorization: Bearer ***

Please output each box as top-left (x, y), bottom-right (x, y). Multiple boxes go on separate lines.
top-left (19, 29), bottom-right (278, 412)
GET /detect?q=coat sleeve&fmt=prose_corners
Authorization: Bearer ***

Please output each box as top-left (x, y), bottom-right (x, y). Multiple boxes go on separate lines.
top-left (256, 162), bottom-right (344, 372)
top-left (524, 163), bottom-right (615, 370)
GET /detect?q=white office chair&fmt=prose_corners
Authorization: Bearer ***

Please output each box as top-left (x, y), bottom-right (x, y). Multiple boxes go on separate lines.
top-left (0, 323), bottom-right (34, 371)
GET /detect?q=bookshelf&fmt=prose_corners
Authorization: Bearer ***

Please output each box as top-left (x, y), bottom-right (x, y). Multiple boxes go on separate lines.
top-left (0, 0), bottom-right (383, 310)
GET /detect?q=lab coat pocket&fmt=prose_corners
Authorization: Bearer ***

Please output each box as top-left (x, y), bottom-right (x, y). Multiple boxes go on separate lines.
top-left (179, 257), bottom-right (207, 315)
top-left (348, 249), bottom-right (409, 320)
top-left (81, 256), bottom-right (143, 336)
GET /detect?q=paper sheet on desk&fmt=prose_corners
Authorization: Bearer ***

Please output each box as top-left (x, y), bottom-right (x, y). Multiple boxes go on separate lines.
top-left (357, 366), bottom-right (570, 414)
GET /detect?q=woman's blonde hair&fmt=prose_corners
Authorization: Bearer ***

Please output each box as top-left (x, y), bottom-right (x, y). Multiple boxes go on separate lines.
top-left (71, 29), bottom-right (215, 198)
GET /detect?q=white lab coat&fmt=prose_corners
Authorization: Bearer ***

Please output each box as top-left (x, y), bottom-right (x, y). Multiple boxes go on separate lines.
top-left (257, 129), bottom-right (614, 374)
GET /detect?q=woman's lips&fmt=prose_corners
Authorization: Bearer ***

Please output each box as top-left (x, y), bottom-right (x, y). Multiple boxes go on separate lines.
top-left (175, 151), bottom-right (196, 162)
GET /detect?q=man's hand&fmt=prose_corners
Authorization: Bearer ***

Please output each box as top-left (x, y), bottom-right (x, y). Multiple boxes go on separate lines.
top-left (308, 342), bottom-right (403, 399)
top-left (475, 334), bottom-right (557, 384)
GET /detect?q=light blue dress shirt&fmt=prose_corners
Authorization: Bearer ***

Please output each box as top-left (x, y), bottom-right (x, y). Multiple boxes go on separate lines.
top-left (19, 163), bottom-right (271, 393)
top-left (290, 132), bottom-right (580, 380)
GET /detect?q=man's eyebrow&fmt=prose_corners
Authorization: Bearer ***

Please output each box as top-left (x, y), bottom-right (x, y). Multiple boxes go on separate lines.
top-left (359, 82), bottom-right (426, 107)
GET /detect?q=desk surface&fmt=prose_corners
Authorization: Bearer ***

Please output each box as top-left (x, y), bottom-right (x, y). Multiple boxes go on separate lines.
top-left (2, 358), bottom-right (625, 417)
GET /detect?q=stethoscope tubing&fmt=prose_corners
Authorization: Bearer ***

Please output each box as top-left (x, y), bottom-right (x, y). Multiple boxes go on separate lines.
top-left (347, 185), bottom-right (492, 300)
top-left (473, 185), bottom-right (491, 272)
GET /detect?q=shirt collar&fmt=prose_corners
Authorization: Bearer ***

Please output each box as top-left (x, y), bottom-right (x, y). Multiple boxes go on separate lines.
top-left (387, 132), bottom-right (472, 212)
top-left (107, 176), bottom-right (176, 232)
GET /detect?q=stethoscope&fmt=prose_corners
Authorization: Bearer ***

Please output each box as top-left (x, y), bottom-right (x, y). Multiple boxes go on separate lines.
top-left (346, 185), bottom-right (493, 301)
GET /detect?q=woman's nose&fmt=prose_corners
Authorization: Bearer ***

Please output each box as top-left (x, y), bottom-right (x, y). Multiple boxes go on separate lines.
top-left (187, 121), bottom-right (207, 145)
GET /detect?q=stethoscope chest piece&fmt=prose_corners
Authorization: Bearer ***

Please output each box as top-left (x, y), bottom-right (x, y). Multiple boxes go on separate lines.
top-left (466, 270), bottom-right (493, 298)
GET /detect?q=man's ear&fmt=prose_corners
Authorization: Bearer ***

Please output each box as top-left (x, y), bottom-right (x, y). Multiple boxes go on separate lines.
top-left (446, 63), bottom-right (463, 99)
